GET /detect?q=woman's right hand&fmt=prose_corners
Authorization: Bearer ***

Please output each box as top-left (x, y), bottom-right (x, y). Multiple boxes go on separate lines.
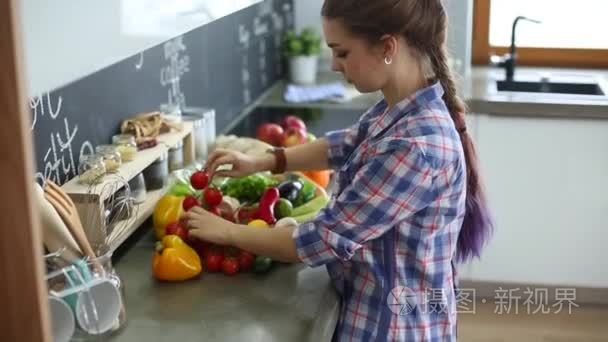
top-left (205, 148), bottom-right (265, 178)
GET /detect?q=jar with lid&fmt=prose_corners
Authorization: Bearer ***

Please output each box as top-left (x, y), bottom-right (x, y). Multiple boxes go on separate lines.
top-left (142, 151), bottom-right (168, 190)
top-left (112, 134), bottom-right (137, 162)
top-left (78, 154), bottom-right (106, 185)
top-left (95, 145), bottom-right (122, 173)
top-left (168, 140), bottom-right (184, 172)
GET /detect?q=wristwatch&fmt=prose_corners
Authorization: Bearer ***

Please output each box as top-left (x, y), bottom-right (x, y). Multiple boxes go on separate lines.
top-left (266, 147), bottom-right (287, 174)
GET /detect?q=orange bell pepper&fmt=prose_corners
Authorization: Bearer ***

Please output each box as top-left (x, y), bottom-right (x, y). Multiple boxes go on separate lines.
top-left (153, 235), bottom-right (202, 282)
top-left (302, 170), bottom-right (331, 189)
top-left (153, 194), bottom-right (184, 240)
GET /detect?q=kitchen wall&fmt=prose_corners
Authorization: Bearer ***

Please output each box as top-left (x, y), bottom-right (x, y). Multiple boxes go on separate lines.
top-left (293, 0), bottom-right (474, 87)
top-left (30, 0), bottom-right (294, 186)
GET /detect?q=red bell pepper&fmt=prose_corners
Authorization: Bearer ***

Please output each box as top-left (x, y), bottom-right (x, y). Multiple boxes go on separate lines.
top-left (257, 188), bottom-right (280, 225)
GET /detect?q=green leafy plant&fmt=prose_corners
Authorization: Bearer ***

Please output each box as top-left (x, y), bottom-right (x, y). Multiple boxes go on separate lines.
top-left (282, 27), bottom-right (322, 57)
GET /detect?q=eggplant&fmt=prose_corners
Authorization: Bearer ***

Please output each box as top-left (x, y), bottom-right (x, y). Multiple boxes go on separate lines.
top-left (277, 181), bottom-right (303, 203)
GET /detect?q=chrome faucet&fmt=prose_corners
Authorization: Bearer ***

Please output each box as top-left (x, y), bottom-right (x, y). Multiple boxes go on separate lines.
top-left (491, 16), bottom-right (541, 82)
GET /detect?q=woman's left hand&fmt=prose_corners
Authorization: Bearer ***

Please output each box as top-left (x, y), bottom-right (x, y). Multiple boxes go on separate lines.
top-left (183, 207), bottom-right (235, 246)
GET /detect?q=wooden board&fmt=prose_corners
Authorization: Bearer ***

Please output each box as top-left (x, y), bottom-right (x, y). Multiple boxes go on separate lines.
top-left (62, 122), bottom-right (193, 200)
top-left (0, 0), bottom-right (51, 340)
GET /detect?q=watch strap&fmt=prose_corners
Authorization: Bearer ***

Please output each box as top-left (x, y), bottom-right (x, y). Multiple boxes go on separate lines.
top-left (268, 147), bottom-right (287, 174)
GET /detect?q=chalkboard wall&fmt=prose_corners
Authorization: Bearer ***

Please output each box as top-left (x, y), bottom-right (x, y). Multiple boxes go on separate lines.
top-left (30, 0), bottom-right (294, 185)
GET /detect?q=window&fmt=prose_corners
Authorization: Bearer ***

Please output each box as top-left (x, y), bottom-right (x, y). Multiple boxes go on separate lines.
top-left (472, 0), bottom-right (608, 68)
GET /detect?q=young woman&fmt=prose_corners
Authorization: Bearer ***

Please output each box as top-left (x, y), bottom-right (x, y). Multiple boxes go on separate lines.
top-left (185, 0), bottom-right (493, 340)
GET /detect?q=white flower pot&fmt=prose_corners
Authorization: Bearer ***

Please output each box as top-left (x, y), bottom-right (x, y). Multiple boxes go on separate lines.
top-left (288, 55), bottom-right (319, 85)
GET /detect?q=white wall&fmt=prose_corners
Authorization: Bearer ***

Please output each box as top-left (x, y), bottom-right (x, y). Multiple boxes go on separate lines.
top-left (19, 0), bottom-right (263, 96)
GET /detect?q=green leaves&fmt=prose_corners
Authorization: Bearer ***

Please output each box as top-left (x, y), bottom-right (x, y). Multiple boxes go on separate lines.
top-left (282, 27), bottom-right (322, 57)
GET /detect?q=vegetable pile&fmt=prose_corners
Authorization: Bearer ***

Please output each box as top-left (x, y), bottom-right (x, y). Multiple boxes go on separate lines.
top-left (152, 167), bottom-right (329, 281)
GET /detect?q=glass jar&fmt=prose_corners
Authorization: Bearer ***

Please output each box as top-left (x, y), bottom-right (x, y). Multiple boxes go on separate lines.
top-left (142, 151), bottom-right (169, 190)
top-left (203, 109), bottom-right (216, 153)
top-left (95, 145), bottom-right (122, 173)
top-left (182, 114), bottom-right (207, 162)
top-left (160, 103), bottom-right (182, 123)
top-left (78, 155), bottom-right (106, 185)
top-left (128, 173), bottom-right (147, 204)
top-left (168, 140), bottom-right (184, 172)
top-left (112, 134), bottom-right (137, 162)
top-left (71, 246), bottom-right (127, 340)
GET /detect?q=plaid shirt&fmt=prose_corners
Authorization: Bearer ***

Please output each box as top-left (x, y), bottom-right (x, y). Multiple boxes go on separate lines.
top-left (293, 82), bottom-right (466, 341)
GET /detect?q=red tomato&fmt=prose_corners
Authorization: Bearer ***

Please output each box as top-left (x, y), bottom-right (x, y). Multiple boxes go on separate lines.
top-left (222, 258), bottom-right (240, 276)
top-left (204, 187), bottom-right (223, 207)
top-left (223, 246), bottom-right (241, 258)
top-left (209, 206), bottom-right (222, 217)
top-left (238, 251), bottom-right (255, 272)
top-left (165, 222), bottom-right (188, 241)
top-left (204, 243), bottom-right (223, 258)
top-left (188, 239), bottom-right (207, 259)
top-left (205, 254), bottom-right (224, 273)
top-left (182, 196), bottom-right (200, 212)
top-left (237, 207), bottom-right (258, 224)
top-left (190, 171), bottom-right (210, 190)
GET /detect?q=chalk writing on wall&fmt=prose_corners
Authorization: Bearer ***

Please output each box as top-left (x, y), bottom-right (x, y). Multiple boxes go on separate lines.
top-left (238, 1), bottom-right (288, 104)
top-left (135, 52), bottom-right (144, 70)
top-left (31, 93), bottom-right (94, 185)
top-left (160, 36), bottom-right (190, 108)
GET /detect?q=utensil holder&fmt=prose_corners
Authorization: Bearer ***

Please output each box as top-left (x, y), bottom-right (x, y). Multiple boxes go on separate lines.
top-left (45, 247), bottom-right (128, 341)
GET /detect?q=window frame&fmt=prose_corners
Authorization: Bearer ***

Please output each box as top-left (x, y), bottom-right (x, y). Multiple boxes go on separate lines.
top-left (472, 0), bottom-right (608, 68)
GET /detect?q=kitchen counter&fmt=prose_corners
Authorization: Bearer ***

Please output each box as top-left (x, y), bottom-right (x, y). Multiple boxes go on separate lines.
top-left (108, 229), bottom-right (340, 342)
top-left (258, 67), bottom-right (608, 120)
top-left (469, 66), bottom-right (608, 119)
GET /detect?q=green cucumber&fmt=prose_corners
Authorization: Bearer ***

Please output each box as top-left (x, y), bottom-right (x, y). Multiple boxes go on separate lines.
top-left (291, 194), bottom-right (329, 217)
top-left (292, 210), bottom-right (322, 224)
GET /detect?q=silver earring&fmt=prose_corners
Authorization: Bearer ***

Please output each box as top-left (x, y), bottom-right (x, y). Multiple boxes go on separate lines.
top-left (384, 57), bottom-right (392, 65)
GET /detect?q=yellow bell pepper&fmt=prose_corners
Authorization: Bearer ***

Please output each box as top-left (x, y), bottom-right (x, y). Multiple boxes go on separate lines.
top-left (153, 194), bottom-right (184, 239)
top-left (248, 219), bottom-right (270, 229)
top-left (153, 235), bottom-right (202, 282)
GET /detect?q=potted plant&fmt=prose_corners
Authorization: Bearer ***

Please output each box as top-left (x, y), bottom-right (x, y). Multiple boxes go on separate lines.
top-left (283, 28), bottom-right (322, 85)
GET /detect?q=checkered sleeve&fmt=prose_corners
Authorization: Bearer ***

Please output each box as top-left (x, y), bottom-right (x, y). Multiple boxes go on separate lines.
top-left (293, 139), bottom-right (436, 267)
top-left (325, 124), bottom-right (359, 169)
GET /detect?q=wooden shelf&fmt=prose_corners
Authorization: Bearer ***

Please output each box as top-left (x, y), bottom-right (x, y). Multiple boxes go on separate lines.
top-left (62, 122), bottom-right (193, 201)
top-left (62, 122), bottom-right (195, 251)
top-left (107, 188), bottom-right (166, 253)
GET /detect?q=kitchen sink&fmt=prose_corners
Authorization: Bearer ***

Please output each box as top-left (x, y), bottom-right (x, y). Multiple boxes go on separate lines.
top-left (496, 80), bottom-right (606, 96)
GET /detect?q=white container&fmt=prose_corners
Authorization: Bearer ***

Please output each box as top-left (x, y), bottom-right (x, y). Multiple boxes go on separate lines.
top-left (203, 109), bottom-right (216, 153)
top-left (289, 55), bottom-right (319, 85)
top-left (182, 107), bottom-right (216, 159)
top-left (182, 114), bottom-right (208, 162)
top-left (75, 278), bottom-right (122, 335)
top-left (168, 140), bottom-right (184, 172)
top-left (49, 296), bottom-right (75, 342)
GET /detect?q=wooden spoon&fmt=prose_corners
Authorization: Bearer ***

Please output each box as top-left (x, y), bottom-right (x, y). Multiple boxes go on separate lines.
top-left (43, 180), bottom-right (97, 260)
top-left (33, 183), bottom-right (82, 261)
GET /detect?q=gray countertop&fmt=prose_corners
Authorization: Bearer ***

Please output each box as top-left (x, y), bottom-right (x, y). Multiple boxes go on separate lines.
top-left (468, 66), bottom-right (608, 119)
top-left (258, 67), bottom-right (608, 120)
top-left (108, 229), bottom-right (340, 342)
